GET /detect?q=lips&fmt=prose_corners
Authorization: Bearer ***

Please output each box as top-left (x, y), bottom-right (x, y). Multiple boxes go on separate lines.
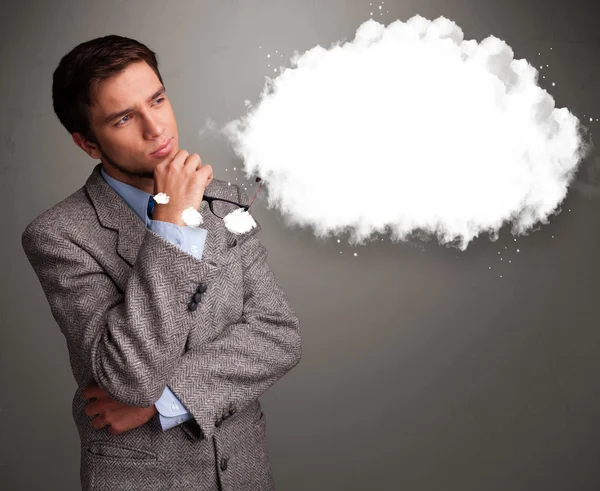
top-left (151, 138), bottom-right (172, 155)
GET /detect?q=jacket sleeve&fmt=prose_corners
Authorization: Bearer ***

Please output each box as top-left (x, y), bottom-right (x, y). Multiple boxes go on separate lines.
top-left (21, 221), bottom-right (216, 407)
top-left (151, 223), bottom-right (205, 430)
top-left (166, 184), bottom-right (302, 440)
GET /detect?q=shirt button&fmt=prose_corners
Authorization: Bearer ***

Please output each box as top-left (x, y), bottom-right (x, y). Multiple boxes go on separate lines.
top-left (172, 403), bottom-right (179, 411)
top-left (177, 417), bottom-right (183, 424)
top-left (190, 245), bottom-right (198, 254)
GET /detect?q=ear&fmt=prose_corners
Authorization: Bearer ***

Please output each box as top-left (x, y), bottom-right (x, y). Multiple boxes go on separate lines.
top-left (72, 132), bottom-right (102, 159)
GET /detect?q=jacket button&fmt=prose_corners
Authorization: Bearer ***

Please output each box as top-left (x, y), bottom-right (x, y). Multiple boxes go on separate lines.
top-left (188, 301), bottom-right (198, 312)
top-left (215, 417), bottom-right (222, 427)
top-left (197, 283), bottom-right (208, 294)
top-left (220, 457), bottom-right (228, 471)
top-left (192, 292), bottom-right (202, 303)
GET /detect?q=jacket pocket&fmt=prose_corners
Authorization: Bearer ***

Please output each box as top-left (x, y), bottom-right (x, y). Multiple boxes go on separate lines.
top-left (82, 442), bottom-right (171, 491)
top-left (84, 440), bottom-right (157, 461)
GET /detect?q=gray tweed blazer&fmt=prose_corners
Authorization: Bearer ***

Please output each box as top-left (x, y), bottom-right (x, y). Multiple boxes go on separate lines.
top-left (21, 163), bottom-right (302, 491)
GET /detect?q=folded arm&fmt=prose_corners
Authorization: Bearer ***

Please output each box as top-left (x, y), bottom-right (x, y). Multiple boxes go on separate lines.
top-left (150, 221), bottom-right (205, 430)
top-left (165, 184), bottom-right (302, 440)
top-left (21, 219), bottom-right (216, 407)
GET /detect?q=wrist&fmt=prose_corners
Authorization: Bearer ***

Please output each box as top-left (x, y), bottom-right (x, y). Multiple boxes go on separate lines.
top-left (152, 208), bottom-right (186, 227)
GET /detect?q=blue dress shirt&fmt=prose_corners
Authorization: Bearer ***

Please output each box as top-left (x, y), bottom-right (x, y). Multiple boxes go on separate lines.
top-left (100, 166), bottom-right (206, 431)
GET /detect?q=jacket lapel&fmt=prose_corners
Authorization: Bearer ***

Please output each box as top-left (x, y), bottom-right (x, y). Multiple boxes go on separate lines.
top-left (84, 163), bottom-right (225, 268)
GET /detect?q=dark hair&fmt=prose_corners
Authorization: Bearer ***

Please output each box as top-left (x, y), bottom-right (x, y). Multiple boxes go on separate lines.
top-left (52, 35), bottom-right (164, 143)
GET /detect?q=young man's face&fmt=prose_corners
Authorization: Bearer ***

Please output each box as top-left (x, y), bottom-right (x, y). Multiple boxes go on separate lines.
top-left (73, 60), bottom-right (179, 193)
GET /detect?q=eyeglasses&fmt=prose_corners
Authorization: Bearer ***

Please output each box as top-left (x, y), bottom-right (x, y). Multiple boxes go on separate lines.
top-left (203, 177), bottom-right (263, 219)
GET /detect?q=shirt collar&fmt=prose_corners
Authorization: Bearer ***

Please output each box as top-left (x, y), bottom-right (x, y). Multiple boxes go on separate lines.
top-left (100, 166), bottom-right (152, 227)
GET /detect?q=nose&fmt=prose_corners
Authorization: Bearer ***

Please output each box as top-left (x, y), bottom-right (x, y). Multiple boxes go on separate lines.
top-left (142, 111), bottom-right (164, 139)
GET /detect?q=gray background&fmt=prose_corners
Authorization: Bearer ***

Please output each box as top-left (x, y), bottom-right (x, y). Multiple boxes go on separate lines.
top-left (3, 0), bottom-right (600, 489)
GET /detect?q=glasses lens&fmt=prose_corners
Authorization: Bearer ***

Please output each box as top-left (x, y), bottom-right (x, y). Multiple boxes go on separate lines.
top-left (212, 200), bottom-right (241, 218)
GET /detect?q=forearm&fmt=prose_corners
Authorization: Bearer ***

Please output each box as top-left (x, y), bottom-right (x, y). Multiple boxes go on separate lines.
top-left (166, 184), bottom-right (302, 439)
top-left (22, 223), bottom-right (217, 407)
top-left (151, 223), bottom-right (207, 428)
top-left (96, 228), bottom-right (217, 405)
top-left (168, 314), bottom-right (300, 439)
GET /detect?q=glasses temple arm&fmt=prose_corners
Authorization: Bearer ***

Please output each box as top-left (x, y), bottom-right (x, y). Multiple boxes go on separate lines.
top-left (247, 181), bottom-right (263, 208)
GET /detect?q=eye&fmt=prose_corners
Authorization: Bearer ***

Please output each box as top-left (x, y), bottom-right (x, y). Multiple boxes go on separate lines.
top-left (114, 97), bottom-right (165, 127)
top-left (115, 115), bottom-right (130, 126)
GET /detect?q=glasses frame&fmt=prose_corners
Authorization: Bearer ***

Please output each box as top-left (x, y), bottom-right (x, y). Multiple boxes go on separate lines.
top-left (203, 177), bottom-right (263, 219)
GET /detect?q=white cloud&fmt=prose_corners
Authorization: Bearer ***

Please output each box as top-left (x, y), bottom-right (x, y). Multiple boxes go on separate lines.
top-left (220, 15), bottom-right (589, 250)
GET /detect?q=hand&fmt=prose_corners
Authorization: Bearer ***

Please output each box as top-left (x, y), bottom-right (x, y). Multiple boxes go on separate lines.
top-left (83, 384), bottom-right (158, 436)
top-left (152, 149), bottom-right (213, 226)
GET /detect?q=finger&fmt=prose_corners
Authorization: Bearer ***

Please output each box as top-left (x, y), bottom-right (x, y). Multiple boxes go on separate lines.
top-left (170, 149), bottom-right (189, 168)
top-left (108, 424), bottom-right (123, 436)
top-left (91, 415), bottom-right (108, 430)
top-left (83, 384), bottom-right (103, 401)
top-left (84, 400), bottom-right (100, 417)
top-left (105, 407), bottom-right (143, 436)
top-left (185, 153), bottom-right (201, 171)
top-left (86, 397), bottom-right (124, 418)
top-left (199, 164), bottom-right (213, 183)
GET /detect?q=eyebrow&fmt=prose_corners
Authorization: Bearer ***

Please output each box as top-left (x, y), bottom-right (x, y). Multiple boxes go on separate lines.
top-left (104, 86), bottom-right (166, 124)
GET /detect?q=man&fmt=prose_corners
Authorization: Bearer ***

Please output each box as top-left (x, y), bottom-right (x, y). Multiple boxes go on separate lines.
top-left (21, 34), bottom-right (301, 491)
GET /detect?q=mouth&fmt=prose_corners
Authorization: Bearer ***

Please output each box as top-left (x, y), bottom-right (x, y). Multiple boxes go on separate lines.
top-left (150, 137), bottom-right (173, 156)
